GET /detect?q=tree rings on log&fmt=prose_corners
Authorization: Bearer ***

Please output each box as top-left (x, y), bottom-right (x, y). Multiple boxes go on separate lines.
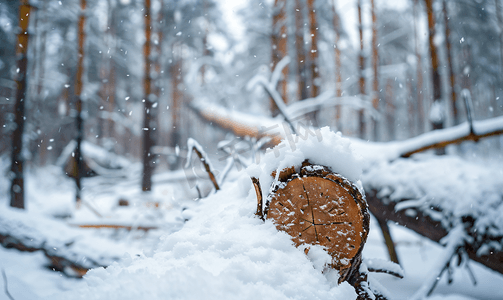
top-left (265, 160), bottom-right (370, 282)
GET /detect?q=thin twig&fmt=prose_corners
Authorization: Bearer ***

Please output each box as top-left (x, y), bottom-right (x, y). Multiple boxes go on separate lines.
top-left (2, 268), bottom-right (15, 300)
top-left (192, 147), bottom-right (220, 191)
top-left (251, 177), bottom-right (264, 221)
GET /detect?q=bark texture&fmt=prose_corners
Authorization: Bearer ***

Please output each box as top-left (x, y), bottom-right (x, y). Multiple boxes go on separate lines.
top-left (10, 0), bottom-right (32, 209)
top-left (271, 0), bottom-right (288, 115)
top-left (142, 0), bottom-right (154, 191)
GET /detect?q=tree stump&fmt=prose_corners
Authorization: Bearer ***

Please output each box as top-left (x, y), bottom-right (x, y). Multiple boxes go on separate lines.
top-left (261, 160), bottom-right (370, 283)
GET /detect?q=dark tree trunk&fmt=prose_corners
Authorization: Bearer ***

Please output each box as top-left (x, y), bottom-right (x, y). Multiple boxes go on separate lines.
top-left (443, 0), bottom-right (458, 125)
top-left (10, 0), bottom-right (32, 209)
top-left (424, 0), bottom-right (444, 132)
top-left (142, 0), bottom-right (154, 192)
top-left (295, 0), bottom-right (308, 101)
top-left (74, 0), bottom-right (87, 206)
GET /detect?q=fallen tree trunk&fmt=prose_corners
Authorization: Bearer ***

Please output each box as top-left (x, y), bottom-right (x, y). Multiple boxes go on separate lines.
top-left (0, 208), bottom-right (125, 277)
top-left (0, 232), bottom-right (90, 277)
top-left (366, 190), bottom-right (503, 275)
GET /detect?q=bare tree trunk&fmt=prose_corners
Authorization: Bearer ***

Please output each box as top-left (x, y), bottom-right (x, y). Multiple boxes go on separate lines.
top-left (10, 0), bottom-right (33, 209)
top-left (142, 0), bottom-right (154, 192)
top-left (424, 0), bottom-right (444, 133)
top-left (443, 0), bottom-right (458, 125)
top-left (357, 0), bottom-right (366, 139)
top-left (332, 0), bottom-right (343, 131)
top-left (201, 0), bottom-right (209, 84)
top-left (307, 0), bottom-right (319, 99)
top-left (169, 44), bottom-right (183, 170)
top-left (413, 0), bottom-right (425, 134)
top-left (295, 0), bottom-right (308, 101)
top-left (386, 78), bottom-right (395, 140)
top-left (271, 0), bottom-right (288, 116)
top-left (371, 0), bottom-right (379, 141)
top-left (74, 0), bottom-right (87, 207)
top-left (496, 0), bottom-right (503, 79)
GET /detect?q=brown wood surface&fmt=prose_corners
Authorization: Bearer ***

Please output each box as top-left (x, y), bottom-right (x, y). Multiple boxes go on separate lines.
top-left (265, 162), bottom-right (369, 282)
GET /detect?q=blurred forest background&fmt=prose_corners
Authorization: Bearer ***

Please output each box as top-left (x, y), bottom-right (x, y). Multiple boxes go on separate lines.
top-left (1, 0), bottom-right (503, 203)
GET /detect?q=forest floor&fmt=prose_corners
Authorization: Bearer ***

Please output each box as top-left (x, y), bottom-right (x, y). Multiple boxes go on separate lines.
top-left (1, 150), bottom-right (503, 300)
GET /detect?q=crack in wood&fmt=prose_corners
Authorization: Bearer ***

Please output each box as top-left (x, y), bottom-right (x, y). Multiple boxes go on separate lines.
top-left (302, 182), bottom-right (318, 242)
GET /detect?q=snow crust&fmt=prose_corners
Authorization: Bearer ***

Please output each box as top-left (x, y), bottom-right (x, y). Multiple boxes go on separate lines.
top-left (53, 174), bottom-right (357, 300)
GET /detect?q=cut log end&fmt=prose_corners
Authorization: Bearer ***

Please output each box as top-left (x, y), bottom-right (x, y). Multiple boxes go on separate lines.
top-left (264, 160), bottom-right (370, 283)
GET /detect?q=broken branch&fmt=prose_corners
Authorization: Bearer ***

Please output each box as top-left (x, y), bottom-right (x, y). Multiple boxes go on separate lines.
top-left (186, 138), bottom-right (220, 191)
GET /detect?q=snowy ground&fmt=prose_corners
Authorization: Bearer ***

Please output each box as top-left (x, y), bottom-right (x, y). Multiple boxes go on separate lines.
top-left (1, 131), bottom-right (503, 300)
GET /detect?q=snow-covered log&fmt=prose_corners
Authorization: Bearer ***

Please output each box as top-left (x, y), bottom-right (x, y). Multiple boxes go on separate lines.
top-left (364, 156), bottom-right (503, 275)
top-left (0, 208), bottom-right (128, 277)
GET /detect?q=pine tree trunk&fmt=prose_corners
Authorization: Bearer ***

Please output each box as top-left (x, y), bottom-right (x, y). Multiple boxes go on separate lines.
top-left (10, 0), bottom-right (32, 209)
top-left (74, 0), bottom-right (87, 206)
top-left (307, 0), bottom-right (319, 99)
top-left (271, 0), bottom-right (288, 116)
top-left (169, 45), bottom-right (183, 170)
top-left (443, 0), bottom-right (458, 125)
top-left (142, 0), bottom-right (154, 192)
top-left (413, 0), bottom-right (425, 134)
top-left (357, 0), bottom-right (366, 139)
top-left (371, 0), bottom-right (379, 141)
top-left (295, 0), bottom-right (308, 101)
top-left (332, 1), bottom-right (342, 131)
top-left (424, 0), bottom-right (444, 133)
top-left (496, 0), bottom-right (503, 80)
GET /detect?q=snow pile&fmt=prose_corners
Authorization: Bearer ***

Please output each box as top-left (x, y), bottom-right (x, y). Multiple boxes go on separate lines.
top-left (51, 128), bottom-right (362, 300)
top-left (247, 126), bottom-right (364, 198)
top-left (363, 156), bottom-right (503, 244)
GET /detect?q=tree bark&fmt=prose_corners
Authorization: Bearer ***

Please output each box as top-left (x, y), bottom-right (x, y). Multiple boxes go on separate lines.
top-left (10, 0), bottom-right (32, 209)
top-left (424, 0), bottom-right (444, 133)
top-left (443, 0), bottom-right (458, 125)
top-left (169, 44), bottom-right (183, 170)
top-left (371, 0), bottom-right (379, 141)
top-left (295, 0), bottom-right (308, 101)
top-left (307, 0), bottom-right (319, 99)
top-left (496, 0), bottom-right (503, 80)
top-left (357, 0), bottom-right (366, 139)
top-left (142, 0), bottom-right (154, 192)
top-left (332, 1), bottom-right (343, 131)
top-left (413, 0), bottom-right (425, 134)
top-left (74, 0), bottom-right (87, 206)
top-left (271, 0), bottom-right (288, 116)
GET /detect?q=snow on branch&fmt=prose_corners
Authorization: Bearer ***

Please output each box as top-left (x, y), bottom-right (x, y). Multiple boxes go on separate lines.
top-left (399, 115), bottom-right (503, 158)
top-left (365, 258), bottom-right (404, 279)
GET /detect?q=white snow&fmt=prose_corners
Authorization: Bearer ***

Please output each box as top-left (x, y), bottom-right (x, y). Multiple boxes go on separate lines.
top-left (51, 174), bottom-right (357, 300)
top-left (247, 127), bottom-right (364, 204)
